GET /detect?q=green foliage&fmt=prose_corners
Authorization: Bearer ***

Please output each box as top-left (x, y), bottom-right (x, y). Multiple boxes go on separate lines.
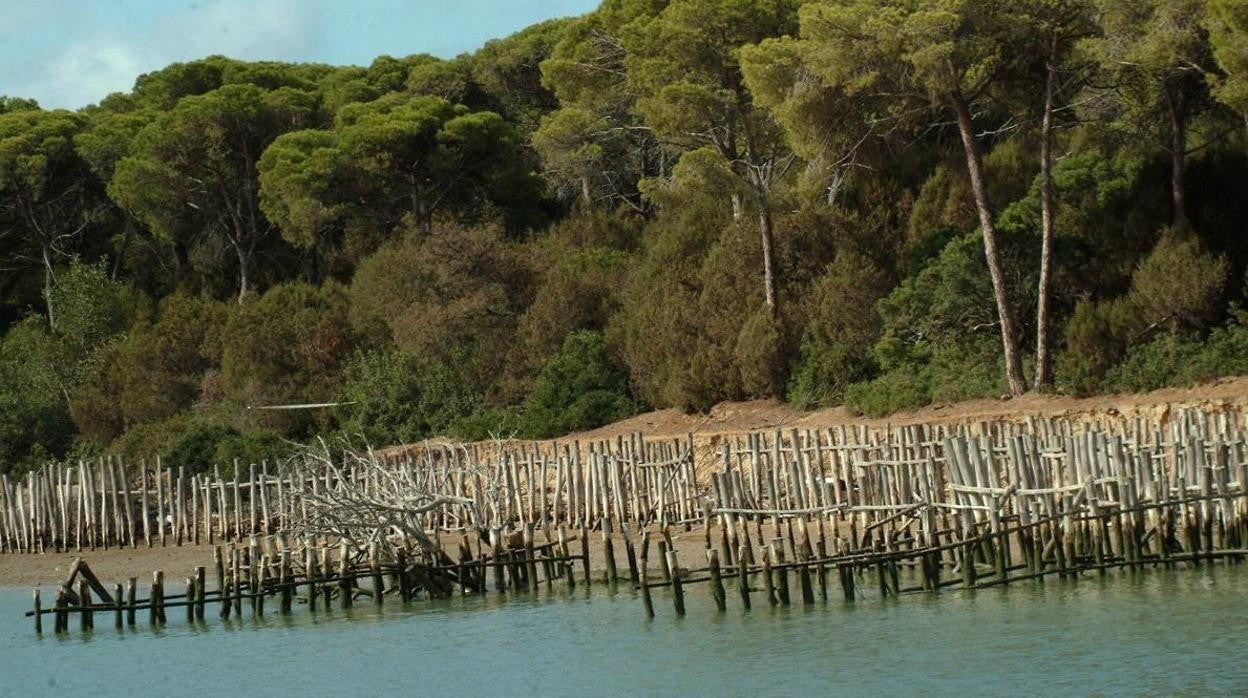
top-left (221, 282), bottom-right (357, 436)
top-left (788, 250), bottom-right (892, 407)
top-left (349, 222), bottom-right (533, 399)
top-left (166, 422), bottom-right (288, 475)
top-left (338, 348), bottom-right (516, 444)
top-left (844, 365), bottom-right (930, 417)
top-left (1103, 324), bottom-right (1248, 393)
top-left (0, 318), bottom-right (74, 473)
top-left (1208, 0), bottom-right (1248, 114)
top-left (519, 217), bottom-right (635, 365)
top-left (9, 2), bottom-right (1248, 462)
top-left (49, 259), bottom-right (136, 360)
top-left (520, 331), bottom-right (640, 438)
top-left (261, 93), bottom-right (545, 249)
top-left (1055, 228), bottom-right (1229, 394)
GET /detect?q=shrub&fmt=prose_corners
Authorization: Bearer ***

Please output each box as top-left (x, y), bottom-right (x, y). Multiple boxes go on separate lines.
top-left (520, 330), bottom-right (640, 438)
top-left (221, 281), bottom-right (357, 436)
top-left (787, 250), bottom-right (892, 408)
top-left (1056, 298), bottom-right (1132, 395)
top-left (1128, 228), bottom-right (1228, 333)
top-left (0, 318), bottom-right (74, 473)
top-left (845, 366), bottom-right (931, 417)
top-left (337, 347), bottom-right (515, 444)
top-left (1103, 324), bottom-right (1248, 393)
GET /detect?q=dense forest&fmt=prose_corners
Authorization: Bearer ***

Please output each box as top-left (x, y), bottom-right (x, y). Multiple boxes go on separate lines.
top-left (3, 0), bottom-right (1248, 474)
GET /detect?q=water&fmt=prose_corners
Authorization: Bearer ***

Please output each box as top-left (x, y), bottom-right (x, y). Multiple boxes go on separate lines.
top-left (2, 567), bottom-right (1246, 697)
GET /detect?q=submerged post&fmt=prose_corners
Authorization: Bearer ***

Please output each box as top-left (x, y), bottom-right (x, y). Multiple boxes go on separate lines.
top-left (667, 550), bottom-right (685, 615)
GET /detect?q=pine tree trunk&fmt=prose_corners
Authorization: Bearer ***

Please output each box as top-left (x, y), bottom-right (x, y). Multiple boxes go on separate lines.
top-left (1166, 86), bottom-right (1188, 228)
top-left (951, 93), bottom-right (1027, 396)
top-left (1035, 33), bottom-right (1059, 391)
top-left (758, 204), bottom-right (778, 316)
top-left (42, 244), bottom-right (56, 330)
top-left (235, 243), bottom-right (251, 304)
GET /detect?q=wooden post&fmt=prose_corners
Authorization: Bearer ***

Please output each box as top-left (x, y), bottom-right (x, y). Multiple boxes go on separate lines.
top-left (602, 516), bottom-right (618, 585)
top-left (579, 524), bottom-right (591, 585)
top-left (771, 540), bottom-right (790, 605)
top-left (763, 547), bottom-right (777, 605)
top-left (150, 571), bottom-right (164, 626)
top-left (257, 557), bottom-right (268, 617)
top-left (281, 548), bottom-right (294, 613)
top-left (80, 580), bottom-right (92, 632)
top-left (667, 550), bottom-right (685, 615)
top-left (339, 541), bottom-right (353, 608)
top-left (140, 462), bottom-right (151, 547)
top-left (396, 548), bottom-right (410, 603)
top-left (658, 539), bottom-right (672, 581)
top-left (32, 589), bottom-right (41, 634)
top-left (55, 585), bottom-right (68, 634)
top-left (194, 566), bottom-right (206, 621)
top-left (126, 577), bottom-right (136, 626)
top-left (113, 583), bottom-right (123, 629)
top-left (738, 543), bottom-right (752, 609)
top-left (707, 549), bottom-right (726, 612)
top-left (623, 525), bottom-right (640, 587)
top-left (639, 530), bottom-right (654, 618)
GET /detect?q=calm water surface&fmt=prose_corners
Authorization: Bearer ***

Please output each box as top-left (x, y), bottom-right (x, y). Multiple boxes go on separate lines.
top-left (1, 566), bottom-right (1245, 697)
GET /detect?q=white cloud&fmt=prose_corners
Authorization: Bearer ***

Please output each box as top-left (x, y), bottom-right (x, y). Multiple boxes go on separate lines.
top-left (3, 0), bottom-right (322, 109)
top-left (153, 0), bottom-right (322, 63)
top-left (43, 40), bottom-right (146, 108)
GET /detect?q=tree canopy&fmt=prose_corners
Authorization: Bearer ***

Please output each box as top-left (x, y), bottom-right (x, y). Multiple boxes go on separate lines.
top-left (4, 0), bottom-right (1248, 473)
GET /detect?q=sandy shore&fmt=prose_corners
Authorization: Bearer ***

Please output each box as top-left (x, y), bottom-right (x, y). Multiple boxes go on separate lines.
top-left (0, 522), bottom-right (790, 590)
top-left (0, 545), bottom-right (218, 588)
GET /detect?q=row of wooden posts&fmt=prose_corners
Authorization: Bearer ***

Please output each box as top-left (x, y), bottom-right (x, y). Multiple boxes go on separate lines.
top-left (0, 434), bottom-right (699, 555)
top-left (19, 404), bottom-right (1248, 633)
top-left (29, 521), bottom-right (604, 634)
top-left (8, 407), bottom-right (1238, 557)
top-left (651, 406), bottom-right (1248, 615)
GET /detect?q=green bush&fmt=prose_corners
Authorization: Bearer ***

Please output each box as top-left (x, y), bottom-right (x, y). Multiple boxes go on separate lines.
top-left (787, 249), bottom-right (892, 408)
top-left (222, 281), bottom-right (357, 436)
top-left (337, 347), bottom-right (517, 444)
top-left (844, 366), bottom-right (931, 417)
top-left (1103, 324), bottom-right (1248, 393)
top-left (520, 330), bottom-right (639, 438)
top-left (0, 318), bottom-right (74, 473)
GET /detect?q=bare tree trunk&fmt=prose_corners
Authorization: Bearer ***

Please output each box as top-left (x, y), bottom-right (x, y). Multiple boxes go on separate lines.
top-left (758, 204), bottom-right (778, 316)
top-left (41, 244), bottom-right (56, 329)
top-left (580, 175), bottom-right (592, 207)
top-left (951, 93), bottom-right (1027, 396)
top-left (234, 242), bottom-right (251, 304)
top-left (731, 192), bottom-right (744, 222)
top-left (111, 216), bottom-right (134, 282)
top-left (1165, 86), bottom-right (1188, 228)
top-left (1035, 33), bottom-right (1059, 392)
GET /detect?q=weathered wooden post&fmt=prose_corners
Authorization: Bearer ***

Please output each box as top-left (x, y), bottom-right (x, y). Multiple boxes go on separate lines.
top-left (195, 566), bottom-right (206, 621)
top-left (185, 577), bottom-right (195, 623)
top-left (666, 549), bottom-right (685, 615)
top-left (79, 580), bottom-right (92, 632)
top-left (113, 583), bottom-right (123, 629)
top-left (32, 589), bottom-right (41, 634)
top-left (737, 543), bottom-right (752, 609)
top-left (126, 577), bottom-right (136, 626)
top-left (707, 549), bottom-right (726, 612)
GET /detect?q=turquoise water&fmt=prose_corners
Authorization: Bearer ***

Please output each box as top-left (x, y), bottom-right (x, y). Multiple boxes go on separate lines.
top-left (2, 567), bottom-right (1246, 697)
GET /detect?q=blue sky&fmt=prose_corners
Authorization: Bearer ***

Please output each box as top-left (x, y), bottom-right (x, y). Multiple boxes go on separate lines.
top-left (0, 0), bottom-right (600, 109)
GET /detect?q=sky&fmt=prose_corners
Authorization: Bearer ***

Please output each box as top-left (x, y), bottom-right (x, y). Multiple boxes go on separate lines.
top-left (0, 0), bottom-right (601, 110)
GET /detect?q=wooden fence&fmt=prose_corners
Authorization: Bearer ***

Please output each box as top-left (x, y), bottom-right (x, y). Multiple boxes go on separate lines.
top-left (0, 434), bottom-right (698, 554)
